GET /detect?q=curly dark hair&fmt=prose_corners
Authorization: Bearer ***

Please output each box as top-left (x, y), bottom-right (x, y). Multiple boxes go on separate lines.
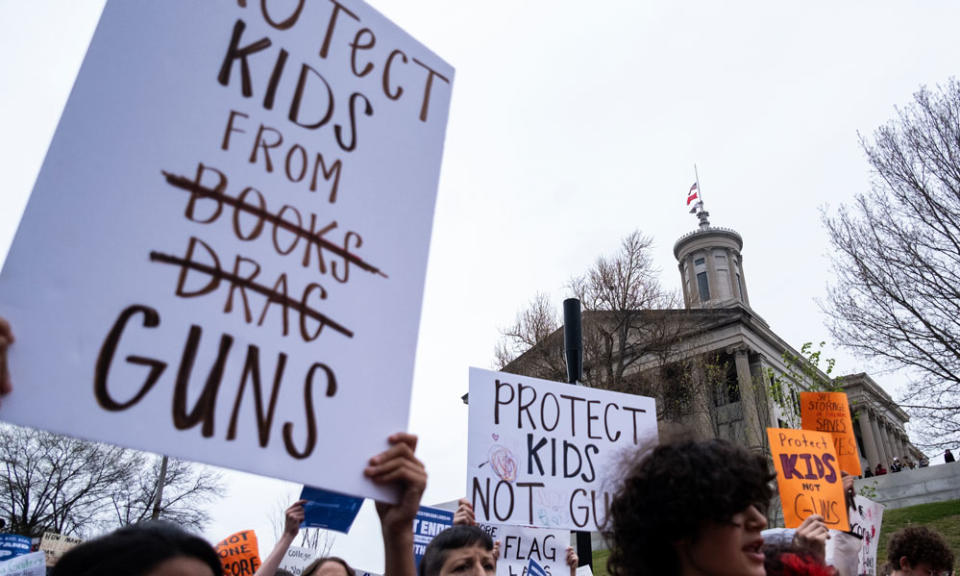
top-left (419, 525), bottom-right (494, 576)
top-left (603, 438), bottom-right (774, 576)
top-left (50, 521), bottom-right (222, 576)
top-left (886, 525), bottom-right (954, 572)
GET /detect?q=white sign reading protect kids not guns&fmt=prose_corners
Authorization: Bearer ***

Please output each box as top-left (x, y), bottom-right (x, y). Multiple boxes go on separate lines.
top-left (467, 368), bottom-right (658, 532)
top-left (0, 0), bottom-right (452, 502)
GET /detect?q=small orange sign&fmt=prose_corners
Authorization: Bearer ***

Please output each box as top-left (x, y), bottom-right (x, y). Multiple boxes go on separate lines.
top-left (767, 428), bottom-right (849, 531)
top-left (800, 391), bottom-right (862, 476)
top-left (216, 530), bottom-right (261, 576)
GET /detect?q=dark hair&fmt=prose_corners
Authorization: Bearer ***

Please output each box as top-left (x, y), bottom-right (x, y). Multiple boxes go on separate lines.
top-left (604, 438), bottom-right (774, 576)
top-left (886, 525), bottom-right (954, 572)
top-left (419, 525), bottom-right (494, 576)
top-left (50, 521), bottom-right (222, 576)
top-left (303, 556), bottom-right (356, 576)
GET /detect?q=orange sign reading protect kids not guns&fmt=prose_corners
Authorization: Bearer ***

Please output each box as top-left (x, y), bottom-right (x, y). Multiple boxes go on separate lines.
top-left (800, 391), bottom-right (862, 476)
top-left (767, 428), bottom-right (849, 532)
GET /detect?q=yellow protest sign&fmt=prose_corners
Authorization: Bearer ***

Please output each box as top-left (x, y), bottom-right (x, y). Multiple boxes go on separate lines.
top-left (766, 428), bottom-right (849, 531)
top-left (800, 391), bottom-right (862, 476)
top-left (215, 530), bottom-right (261, 576)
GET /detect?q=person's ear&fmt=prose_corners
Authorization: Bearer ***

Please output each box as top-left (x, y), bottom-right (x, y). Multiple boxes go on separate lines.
top-left (898, 556), bottom-right (911, 571)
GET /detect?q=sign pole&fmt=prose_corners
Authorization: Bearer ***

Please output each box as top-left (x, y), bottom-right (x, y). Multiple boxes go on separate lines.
top-left (563, 298), bottom-right (592, 568)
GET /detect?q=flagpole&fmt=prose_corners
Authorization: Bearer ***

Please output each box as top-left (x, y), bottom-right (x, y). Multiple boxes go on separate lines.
top-left (694, 164), bottom-right (703, 209)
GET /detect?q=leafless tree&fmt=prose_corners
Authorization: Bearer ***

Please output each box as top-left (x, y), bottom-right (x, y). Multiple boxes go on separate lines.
top-left (823, 79), bottom-right (960, 448)
top-left (0, 424), bottom-right (224, 537)
top-left (104, 455), bottom-right (224, 533)
top-left (495, 231), bottom-right (686, 404)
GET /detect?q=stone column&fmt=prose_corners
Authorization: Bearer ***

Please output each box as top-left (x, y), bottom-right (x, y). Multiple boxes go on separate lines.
top-left (870, 415), bottom-right (888, 469)
top-left (687, 254), bottom-right (699, 306)
top-left (856, 408), bottom-right (881, 470)
top-left (896, 433), bottom-right (908, 463)
top-left (737, 255), bottom-right (750, 305)
top-left (679, 262), bottom-right (690, 307)
top-left (734, 348), bottom-right (763, 451)
top-left (879, 422), bottom-right (895, 464)
top-left (705, 249), bottom-right (719, 304)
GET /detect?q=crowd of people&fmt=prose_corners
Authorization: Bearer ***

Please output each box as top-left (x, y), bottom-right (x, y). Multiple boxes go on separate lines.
top-left (0, 320), bottom-right (956, 576)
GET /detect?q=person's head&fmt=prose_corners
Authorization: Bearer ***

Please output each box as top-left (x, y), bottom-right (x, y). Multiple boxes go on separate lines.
top-left (419, 525), bottom-right (495, 576)
top-left (887, 526), bottom-right (954, 576)
top-left (303, 557), bottom-right (356, 576)
top-left (604, 438), bottom-right (774, 576)
top-left (50, 522), bottom-right (222, 576)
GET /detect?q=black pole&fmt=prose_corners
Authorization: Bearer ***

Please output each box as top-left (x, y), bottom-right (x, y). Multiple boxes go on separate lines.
top-left (563, 298), bottom-right (591, 568)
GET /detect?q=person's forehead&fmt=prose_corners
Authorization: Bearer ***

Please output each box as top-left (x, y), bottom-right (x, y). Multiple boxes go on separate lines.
top-left (445, 544), bottom-right (494, 562)
top-left (316, 562), bottom-right (349, 576)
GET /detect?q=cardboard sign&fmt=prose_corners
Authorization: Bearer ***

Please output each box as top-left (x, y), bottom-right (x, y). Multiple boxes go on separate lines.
top-left (767, 428), bottom-right (849, 531)
top-left (39, 533), bottom-right (82, 567)
top-left (0, 0), bottom-right (453, 502)
top-left (278, 546), bottom-right (317, 576)
top-left (216, 530), bottom-right (261, 576)
top-left (852, 495), bottom-right (884, 576)
top-left (0, 536), bottom-right (31, 562)
top-left (0, 552), bottom-right (45, 576)
top-left (467, 368), bottom-right (658, 531)
top-left (575, 566), bottom-right (594, 576)
top-left (414, 506), bottom-right (454, 569)
top-left (800, 392), bottom-right (862, 475)
top-left (478, 523), bottom-right (570, 576)
top-left (299, 485), bottom-right (363, 533)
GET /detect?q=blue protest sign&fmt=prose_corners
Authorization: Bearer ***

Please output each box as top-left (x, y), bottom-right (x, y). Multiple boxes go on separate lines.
top-left (0, 534), bottom-right (31, 561)
top-left (413, 506), bottom-right (454, 569)
top-left (298, 486), bottom-right (364, 534)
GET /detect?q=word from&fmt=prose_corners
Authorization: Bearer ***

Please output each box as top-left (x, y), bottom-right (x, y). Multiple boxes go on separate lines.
top-left (222, 110), bottom-right (343, 201)
top-left (232, 0), bottom-right (450, 123)
top-left (471, 478), bottom-right (609, 530)
top-left (94, 304), bottom-right (337, 459)
top-left (494, 380), bottom-right (647, 443)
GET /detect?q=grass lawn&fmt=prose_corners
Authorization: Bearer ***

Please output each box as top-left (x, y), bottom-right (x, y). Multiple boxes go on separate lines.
top-left (589, 499), bottom-right (960, 576)
top-left (876, 499), bottom-right (960, 567)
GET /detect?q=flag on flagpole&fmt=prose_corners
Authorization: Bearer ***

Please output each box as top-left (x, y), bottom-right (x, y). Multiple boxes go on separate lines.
top-left (527, 558), bottom-right (549, 576)
top-left (686, 182), bottom-right (699, 206)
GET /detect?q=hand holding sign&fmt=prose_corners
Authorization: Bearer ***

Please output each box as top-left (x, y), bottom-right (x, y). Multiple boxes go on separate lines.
top-left (368, 432), bottom-right (426, 576)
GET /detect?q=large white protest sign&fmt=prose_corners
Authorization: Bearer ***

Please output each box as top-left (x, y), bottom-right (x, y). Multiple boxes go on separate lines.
top-left (467, 368), bottom-right (657, 531)
top-left (852, 495), bottom-right (884, 576)
top-left (0, 1), bottom-right (452, 501)
top-left (0, 552), bottom-right (45, 576)
top-left (478, 523), bottom-right (570, 576)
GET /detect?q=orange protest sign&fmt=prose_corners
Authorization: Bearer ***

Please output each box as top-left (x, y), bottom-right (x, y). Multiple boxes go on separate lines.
top-left (800, 391), bottom-right (862, 476)
top-left (215, 530), bottom-right (261, 576)
top-left (766, 428), bottom-right (849, 532)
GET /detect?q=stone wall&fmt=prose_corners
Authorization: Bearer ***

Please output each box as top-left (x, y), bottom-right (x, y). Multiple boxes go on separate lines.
top-left (854, 463), bottom-right (960, 510)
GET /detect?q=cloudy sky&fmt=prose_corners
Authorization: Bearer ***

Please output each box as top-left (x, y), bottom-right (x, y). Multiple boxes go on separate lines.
top-left (3, 0), bottom-right (960, 570)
